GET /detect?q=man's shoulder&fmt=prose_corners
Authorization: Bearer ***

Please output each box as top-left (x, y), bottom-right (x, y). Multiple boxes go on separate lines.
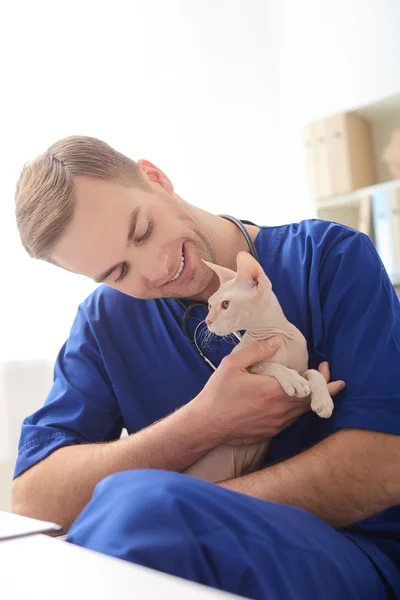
top-left (259, 218), bottom-right (363, 245)
top-left (79, 284), bottom-right (133, 314)
top-left (288, 219), bottom-right (373, 259)
top-left (255, 218), bottom-right (368, 270)
top-left (77, 284), bottom-right (165, 323)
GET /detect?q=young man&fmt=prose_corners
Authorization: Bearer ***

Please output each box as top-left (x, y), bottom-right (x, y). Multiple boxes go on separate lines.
top-left (12, 136), bottom-right (400, 599)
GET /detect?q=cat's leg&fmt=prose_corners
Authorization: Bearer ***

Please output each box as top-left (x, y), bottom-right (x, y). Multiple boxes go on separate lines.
top-left (184, 445), bottom-right (237, 483)
top-left (233, 440), bottom-right (270, 477)
top-left (184, 441), bottom-right (269, 483)
top-left (302, 369), bottom-right (334, 418)
top-left (258, 362), bottom-right (311, 397)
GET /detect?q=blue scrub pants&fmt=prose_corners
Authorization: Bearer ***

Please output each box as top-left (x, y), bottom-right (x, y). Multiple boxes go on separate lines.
top-left (67, 469), bottom-right (391, 599)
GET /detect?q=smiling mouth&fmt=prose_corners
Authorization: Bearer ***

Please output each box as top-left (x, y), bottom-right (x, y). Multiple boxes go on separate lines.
top-left (169, 248), bottom-right (185, 282)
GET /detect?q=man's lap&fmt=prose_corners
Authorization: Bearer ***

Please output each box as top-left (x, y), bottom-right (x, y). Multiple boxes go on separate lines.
top-left (67, 469), bottom-right (390, 600)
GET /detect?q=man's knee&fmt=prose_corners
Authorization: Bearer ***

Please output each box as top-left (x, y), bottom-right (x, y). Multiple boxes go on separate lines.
top-left (68, 470), bottom-right (205, 542)
top-left (92, 469), bottom-right (302, 541)
top-left (67, 469), bottom-right (212, 568)
top-left (96, 468), bottom-right (202, 511)
top-left (67, 470), bottom-right (385, 600)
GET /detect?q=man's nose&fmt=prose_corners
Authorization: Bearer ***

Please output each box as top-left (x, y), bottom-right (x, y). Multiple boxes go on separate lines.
top-left (141, 251), bottom-right (170, 285)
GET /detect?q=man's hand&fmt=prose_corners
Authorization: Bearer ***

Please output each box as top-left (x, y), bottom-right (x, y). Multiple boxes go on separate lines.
top-left (229, 360), bottom-right (345, 446)
top-left (195, 338), bottom-right (345, 445)
top-left (195, 339), bottom-right (345, 445)
top-left (318, 360), bottom-right (346, 398)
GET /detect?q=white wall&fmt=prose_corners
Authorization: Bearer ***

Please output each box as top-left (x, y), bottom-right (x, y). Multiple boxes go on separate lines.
top-left (0, 0), bottom-right (278, 363)
top-left (0, 360), bottom-right (54, 510)
top-left (0, 0), bottom-right (279, 507)
top-left (266, 0), bottom-right (400, 218)
top-left (2, 1), bottom-right (399, 363)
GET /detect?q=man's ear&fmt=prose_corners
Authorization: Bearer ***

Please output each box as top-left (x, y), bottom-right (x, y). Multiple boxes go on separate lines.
top-left (203, 260), bottom-right (236, 285)
top-left (137, 159), bottom-right (174, 194)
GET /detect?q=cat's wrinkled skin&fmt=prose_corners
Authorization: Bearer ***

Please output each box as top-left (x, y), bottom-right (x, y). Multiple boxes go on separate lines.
top-left (184, 251), bottom-right (333, 483)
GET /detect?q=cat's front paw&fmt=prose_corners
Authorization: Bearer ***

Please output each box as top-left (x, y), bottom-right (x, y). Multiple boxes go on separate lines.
top-left (311, 388), bottom-right (334, 418)
top-left (279, 370), bottom-right (311, 398)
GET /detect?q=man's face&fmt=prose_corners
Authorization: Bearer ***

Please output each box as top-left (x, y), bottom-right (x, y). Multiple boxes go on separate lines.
top-left (51, 174), bottom-right (216, 300)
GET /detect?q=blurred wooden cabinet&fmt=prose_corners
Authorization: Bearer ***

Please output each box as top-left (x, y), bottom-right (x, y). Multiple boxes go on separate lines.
top-left (303, 93), bottom-right (400, 294)
top-left (305, 112), bottom-right (377, 199)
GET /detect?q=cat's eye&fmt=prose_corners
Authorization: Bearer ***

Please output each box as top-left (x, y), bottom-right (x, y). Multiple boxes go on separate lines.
top-left (221, 300), bottom-right (230, 310)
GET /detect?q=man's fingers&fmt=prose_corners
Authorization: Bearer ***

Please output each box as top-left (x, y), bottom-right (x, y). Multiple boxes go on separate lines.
top-left (316, 362), bottom-right (345, 396)
top-left (318, 361), bottom-right (330, 382)
top-left (226, 337), bottom-right (281, 370)
top-left (327, 380), bottom-right (346, 397)
top-left (286, 400), bottom-right (311, 417)
top-left (281, 415), bottom-right (305, 431)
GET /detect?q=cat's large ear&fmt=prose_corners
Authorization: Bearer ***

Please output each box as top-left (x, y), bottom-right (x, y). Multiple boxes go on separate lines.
top-left (203, 260), bottom-right (236, 285)
top-left (235, 251), bottom-right (271, 289)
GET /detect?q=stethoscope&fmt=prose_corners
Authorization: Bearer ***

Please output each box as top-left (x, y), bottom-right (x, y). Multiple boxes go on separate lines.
top-left (176, 215), bottom-right (260, 371)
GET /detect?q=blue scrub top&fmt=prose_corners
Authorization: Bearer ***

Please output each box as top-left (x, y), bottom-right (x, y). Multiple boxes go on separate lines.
top-left (14, 219), bottom-right (400, 585)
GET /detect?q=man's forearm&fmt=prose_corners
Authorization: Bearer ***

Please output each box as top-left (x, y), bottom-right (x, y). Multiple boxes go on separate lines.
top-left (221, 429), bottom-right (400, 527)
top-left (12, 398), bottom-right (220, 532)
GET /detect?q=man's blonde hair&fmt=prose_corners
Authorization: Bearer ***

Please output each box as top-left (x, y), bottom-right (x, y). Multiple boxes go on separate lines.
top-left (15, 135), bottom-right (151, 260)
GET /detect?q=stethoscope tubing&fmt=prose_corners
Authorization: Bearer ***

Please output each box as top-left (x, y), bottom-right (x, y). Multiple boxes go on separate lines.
top-left (176, 215), bottom-right (259, 371)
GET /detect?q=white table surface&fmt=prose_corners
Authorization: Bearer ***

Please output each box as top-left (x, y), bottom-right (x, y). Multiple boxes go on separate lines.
top-left (0, 534), bottom-right (240, 599)
top-left (0, 509), bottom-right (62, 540)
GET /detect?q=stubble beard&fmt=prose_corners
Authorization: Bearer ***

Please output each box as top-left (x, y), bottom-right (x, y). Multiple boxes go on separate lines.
top-left (168, 205), bottom-right (216, 301)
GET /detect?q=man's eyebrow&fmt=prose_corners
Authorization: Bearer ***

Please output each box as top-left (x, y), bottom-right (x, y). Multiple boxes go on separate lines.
top-left (93, 207), bottom-right (141, 283)
top-left (127, 207), bottom-right (141, 246)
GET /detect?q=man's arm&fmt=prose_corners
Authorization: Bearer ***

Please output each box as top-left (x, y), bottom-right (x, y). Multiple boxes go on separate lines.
top-left (221, 428), bottom-right (400, 528)
top-left (13, 340), bottom-right (303, 533)
top-left (12, 399), bottom-right (220, 533)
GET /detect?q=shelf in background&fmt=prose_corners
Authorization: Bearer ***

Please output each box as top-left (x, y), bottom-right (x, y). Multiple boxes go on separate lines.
top-left (315, 178), bottom-right (400, 210)
top-left (306, 91), bottom-right (400, 204)
top-left (305, 92), bottom-right (400, 300)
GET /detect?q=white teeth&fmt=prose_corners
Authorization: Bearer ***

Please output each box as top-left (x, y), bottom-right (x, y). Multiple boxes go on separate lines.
top-left (170, 251), bottom-right (185, 282)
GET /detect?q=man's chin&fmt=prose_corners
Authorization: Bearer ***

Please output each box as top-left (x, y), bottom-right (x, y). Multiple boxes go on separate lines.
top-left (169, 288), bottom-right (207, 302)
top-left (187, 283), bottom-right (212, 303)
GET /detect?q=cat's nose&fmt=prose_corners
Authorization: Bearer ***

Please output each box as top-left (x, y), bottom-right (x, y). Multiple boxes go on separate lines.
top-left (206, 318), bottom-right (213, 327)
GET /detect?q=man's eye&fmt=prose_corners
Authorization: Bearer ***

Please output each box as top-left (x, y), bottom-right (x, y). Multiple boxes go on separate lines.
top-left (137, 222), bottom-right (153, 243)
top-left (115, 263), bottom-right (129, 283)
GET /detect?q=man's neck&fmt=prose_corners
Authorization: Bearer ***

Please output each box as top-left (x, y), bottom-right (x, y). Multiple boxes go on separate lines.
top-left (191, 207), bottom-right (260, 271)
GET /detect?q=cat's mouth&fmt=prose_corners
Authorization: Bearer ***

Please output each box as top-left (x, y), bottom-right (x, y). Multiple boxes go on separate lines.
top-left (207, 324), bottom-right (234, 337)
